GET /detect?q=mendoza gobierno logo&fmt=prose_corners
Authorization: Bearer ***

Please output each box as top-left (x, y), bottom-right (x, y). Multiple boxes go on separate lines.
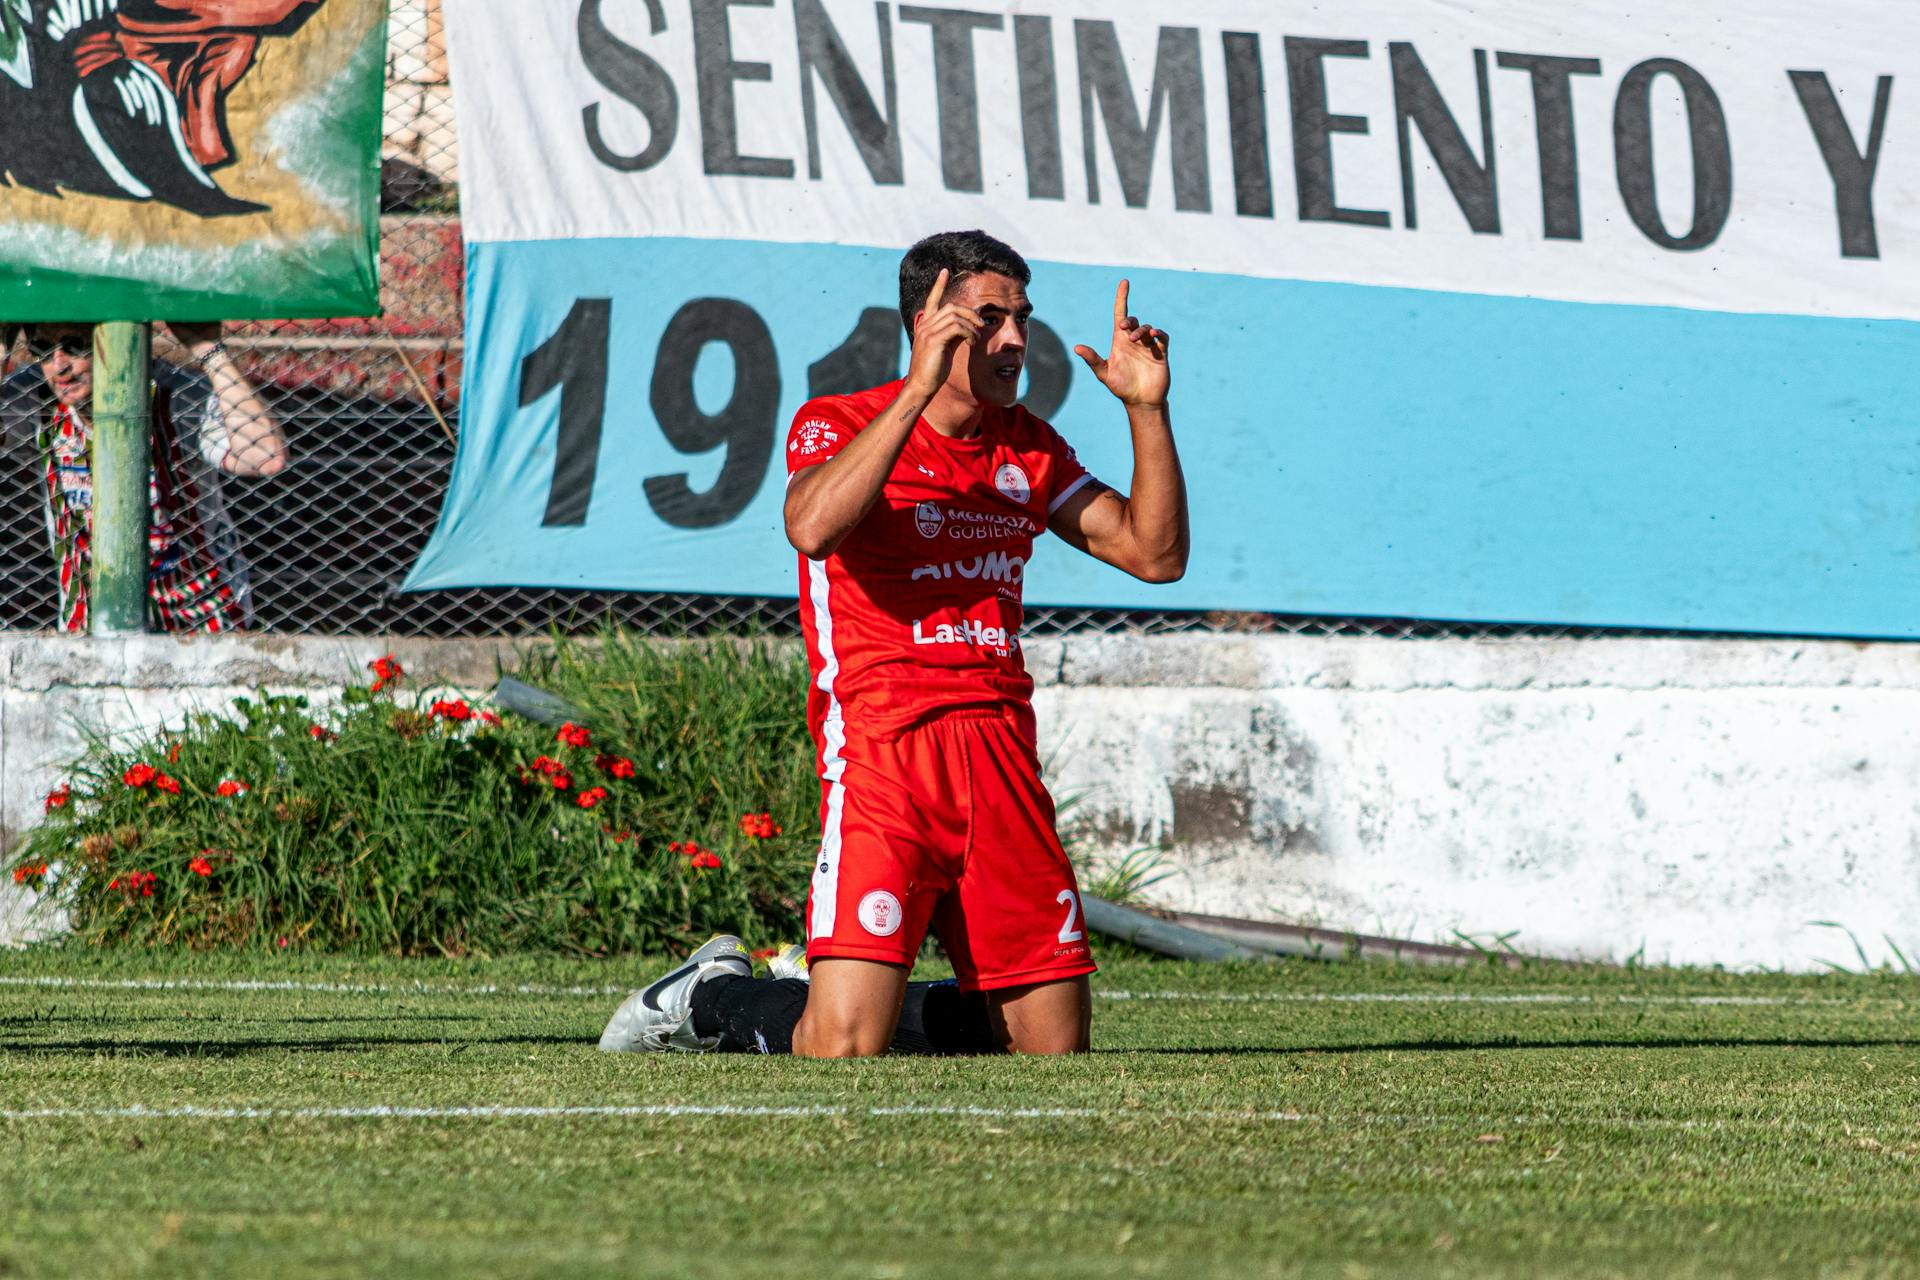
top-left (0, 0), bottom-right (323, 217)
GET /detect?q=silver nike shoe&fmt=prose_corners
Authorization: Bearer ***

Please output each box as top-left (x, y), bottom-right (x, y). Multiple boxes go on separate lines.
top-left (764, 942), bottom-right (810, 982)
top-left (598, 934), bottom-right (753, 1052)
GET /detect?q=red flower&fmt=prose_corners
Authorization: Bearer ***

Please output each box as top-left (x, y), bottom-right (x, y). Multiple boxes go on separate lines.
top-left (308, 723), bottom-right (333, 741)
top-left (671, 840), bottom-right (721, 869)
top-left (277, 937), bottom-right (289, 949)
top-left (188, 855), bottom-right (213, 877)
top-left (44, 784), bottom-right (70, 812)
top-left (215, 779), bottom-right (249, 798)
top-left (596, 754), bottom-right (636, 780)
top-left (430, 698), bottom-right (473, 722)
top-left (368, 654), bottom-right (405, 694)
top-left (751, 946), bottom-right (780, 960)
top-left (122, 763), bottom-right (157, 788)
top-left (153, 773), bottom-right (181, 796)
top-left (479, 711), bottom-right (502, 727)
top-left (166, 741), bottom-right (182, 764)
top-left (115, 870), bottom-right (157, 897)
top-left (576, 786), bottom-right (608, 809)
top-left (12, 862), bottom-right (48, 885)
top-left (520, 756), bottom-right (573, 790)
top-left (738, 812), bottom-right (781, 840)
top-left (556, 722), bottom-right (591, 749)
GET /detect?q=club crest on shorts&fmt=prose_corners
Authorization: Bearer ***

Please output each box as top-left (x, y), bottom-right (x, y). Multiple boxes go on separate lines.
top-left (915, 501), bottom-right (944, 538)
top-left (858, 889), bottom-right (904, 937)
top-left (993, 463), bottom-right (1031, 504)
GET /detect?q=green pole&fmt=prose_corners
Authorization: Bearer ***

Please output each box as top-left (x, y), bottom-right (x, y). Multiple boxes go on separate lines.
top-left (88, 321), bottom-right (151, 636)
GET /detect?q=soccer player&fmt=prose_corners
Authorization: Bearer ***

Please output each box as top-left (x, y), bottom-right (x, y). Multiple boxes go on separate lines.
top-left (600, 229), bottom-right (1187, 1057)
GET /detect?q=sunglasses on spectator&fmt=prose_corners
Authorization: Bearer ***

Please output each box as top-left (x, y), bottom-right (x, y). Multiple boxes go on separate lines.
top-left (25, 332), bottom-right (91, 360)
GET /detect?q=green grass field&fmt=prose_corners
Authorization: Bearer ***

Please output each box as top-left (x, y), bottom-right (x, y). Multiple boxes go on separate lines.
top-left (3, 948), bottom-right (1917, 1279)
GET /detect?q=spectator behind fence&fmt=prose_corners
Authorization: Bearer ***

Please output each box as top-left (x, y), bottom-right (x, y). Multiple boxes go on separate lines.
top-left (0, 322), bottom-right (288, 632)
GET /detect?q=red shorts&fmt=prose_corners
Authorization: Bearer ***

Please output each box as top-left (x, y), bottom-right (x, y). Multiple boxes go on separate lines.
top-left (806, 706), bottom-right (1096, 992)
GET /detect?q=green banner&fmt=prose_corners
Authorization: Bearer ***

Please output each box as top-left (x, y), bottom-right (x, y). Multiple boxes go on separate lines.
top-left (0, 0), bottom-right (385, 322)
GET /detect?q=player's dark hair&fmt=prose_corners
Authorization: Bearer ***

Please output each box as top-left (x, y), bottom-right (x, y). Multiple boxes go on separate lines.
top-left (898, 230), bottom-right (1030, 334)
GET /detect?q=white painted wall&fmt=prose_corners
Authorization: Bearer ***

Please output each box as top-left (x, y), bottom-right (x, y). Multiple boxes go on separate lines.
top-left (4, 633), bottom-right (1916, 970)
top-left (1032, 634), bottom-right (1920, 970)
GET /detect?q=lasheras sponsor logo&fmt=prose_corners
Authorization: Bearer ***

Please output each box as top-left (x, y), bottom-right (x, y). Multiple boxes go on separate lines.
top-left (911, 616), bottom-right (1017, 652)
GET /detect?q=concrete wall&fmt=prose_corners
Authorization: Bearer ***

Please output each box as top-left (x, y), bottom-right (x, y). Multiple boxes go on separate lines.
top-left (4, 633), bottom-right (1916, 970)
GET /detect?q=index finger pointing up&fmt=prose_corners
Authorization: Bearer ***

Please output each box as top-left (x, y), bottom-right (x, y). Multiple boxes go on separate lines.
top-left (925, 268), bottom-right (950, 316)
top-left (1113, 278), bottom-right (1131, 328)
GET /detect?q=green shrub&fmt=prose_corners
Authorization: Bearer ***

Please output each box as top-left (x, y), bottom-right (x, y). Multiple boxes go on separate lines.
top-left (8, 632), bottom-right (819, 957)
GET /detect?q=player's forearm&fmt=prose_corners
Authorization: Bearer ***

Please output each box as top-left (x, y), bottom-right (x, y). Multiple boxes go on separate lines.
top-left (784, 386), bottom-right (930, 558)
top-left (1120, 403), bottom-right (1189, 583)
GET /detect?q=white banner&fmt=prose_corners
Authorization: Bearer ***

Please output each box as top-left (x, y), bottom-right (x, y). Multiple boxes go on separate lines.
top-left (450, 0), bottom-right (1918, 319)
top-left (416, 0), bottom-right (1920, 639)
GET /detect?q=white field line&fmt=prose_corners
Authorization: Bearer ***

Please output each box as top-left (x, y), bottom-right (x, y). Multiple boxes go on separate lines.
top-left (0, 1103), bottom-right (1911, 1140)
top-left (0, 1103), bottom-right (1303, 1124)
top-left (1099, 991), bottom-right (1852, 1007)
top-left (0, 976), bottom-right (631, 997)
top-left (0, 975), bottom-right (1863, 1007)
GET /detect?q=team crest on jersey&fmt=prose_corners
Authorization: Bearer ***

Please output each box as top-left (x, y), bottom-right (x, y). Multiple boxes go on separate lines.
top-left (915, 501), bottom-right (944, 538)
top-left (993, 463), bottom-right (1031, 504)
top-left (858, 890), bottom-right (904, 937)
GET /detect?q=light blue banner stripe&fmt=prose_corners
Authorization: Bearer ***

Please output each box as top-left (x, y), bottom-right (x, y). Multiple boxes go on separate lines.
top-left (405, 237), bottom-right (1920, 638)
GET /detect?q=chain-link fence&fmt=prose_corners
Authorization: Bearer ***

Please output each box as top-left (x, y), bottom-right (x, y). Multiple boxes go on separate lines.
top-left (0, 1), bottom-right (1668, 644)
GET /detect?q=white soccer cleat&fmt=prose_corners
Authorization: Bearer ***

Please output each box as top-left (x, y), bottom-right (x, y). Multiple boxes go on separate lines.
top-left (598, 934), bottom-right (753, 1053)
top-left (765, 942), bottom-right (809, 982)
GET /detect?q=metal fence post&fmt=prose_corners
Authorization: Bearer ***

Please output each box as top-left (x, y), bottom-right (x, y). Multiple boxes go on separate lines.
top-left (88, 321), bottom-right (151, 636)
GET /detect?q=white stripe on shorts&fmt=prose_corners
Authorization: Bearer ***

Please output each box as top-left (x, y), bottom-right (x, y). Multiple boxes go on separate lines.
top-left (806, 556), bottom-right (847, 942)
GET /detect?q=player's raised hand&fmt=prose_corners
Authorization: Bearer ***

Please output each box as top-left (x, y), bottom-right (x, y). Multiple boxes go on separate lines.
top-left (905, 268), bottom-right (984, 399)
top-left (1073, 280), bottom-right (1170, 408)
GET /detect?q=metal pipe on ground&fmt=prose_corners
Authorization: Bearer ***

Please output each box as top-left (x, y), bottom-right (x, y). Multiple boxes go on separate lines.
top-left (1153, 907), bottom-right (1543, 969)
top-left (493, 676), bottom-right (588, 727)
top-left (1081, 897), bottom-right (1273, 962)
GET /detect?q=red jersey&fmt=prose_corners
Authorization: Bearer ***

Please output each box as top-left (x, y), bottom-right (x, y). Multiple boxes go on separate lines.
top-left (788, 380), bottom-right (1099, 742)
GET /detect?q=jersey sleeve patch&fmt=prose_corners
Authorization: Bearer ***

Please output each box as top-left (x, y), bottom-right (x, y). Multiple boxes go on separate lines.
top-left (786, 402), bottom-right (858, 474)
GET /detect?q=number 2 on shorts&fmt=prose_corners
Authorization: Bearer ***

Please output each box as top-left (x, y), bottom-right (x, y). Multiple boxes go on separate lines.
top-left (1056, 889), bottom-right (1084, 944)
